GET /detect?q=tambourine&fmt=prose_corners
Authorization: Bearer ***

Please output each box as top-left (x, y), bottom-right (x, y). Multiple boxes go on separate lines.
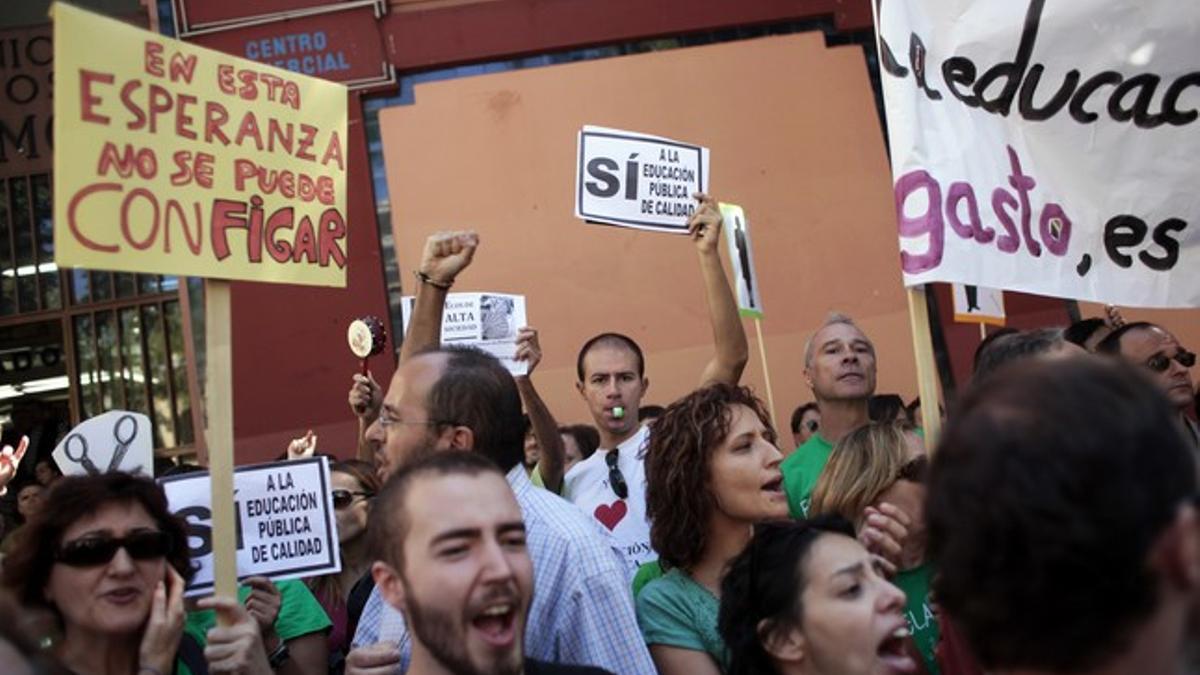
top-left (348, 316), bottom-right (387, 375)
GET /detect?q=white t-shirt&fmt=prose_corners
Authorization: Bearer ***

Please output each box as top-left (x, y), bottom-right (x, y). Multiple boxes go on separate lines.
top-left (563, 424), bottom-right (655, 573)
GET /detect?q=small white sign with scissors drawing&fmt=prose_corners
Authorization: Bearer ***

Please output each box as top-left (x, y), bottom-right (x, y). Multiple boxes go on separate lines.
top-left (53, 411), bottom-right (153, 478)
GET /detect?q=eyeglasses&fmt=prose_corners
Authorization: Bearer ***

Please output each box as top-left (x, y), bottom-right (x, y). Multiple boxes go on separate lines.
top-left (895, 455), bottom-right (929, 484)
top-left (332, 489), bottom-right (373, 509)
top-left (605, 450), bottom-right (629, 500)
top-left (1146, 349), bottom-right (1195, 373)
top-left (55, 530), bottom-right (172, 567)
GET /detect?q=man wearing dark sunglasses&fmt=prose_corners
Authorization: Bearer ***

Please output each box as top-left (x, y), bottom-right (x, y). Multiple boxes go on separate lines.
top-left (1099, 322), bottom-right (1199, 448)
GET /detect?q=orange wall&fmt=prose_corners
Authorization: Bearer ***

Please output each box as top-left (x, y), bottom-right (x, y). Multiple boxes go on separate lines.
top-left (378, 33), bottom-right (918, 425)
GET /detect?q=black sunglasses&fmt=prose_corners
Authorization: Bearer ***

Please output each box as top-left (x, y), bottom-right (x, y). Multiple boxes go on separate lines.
top-left (55, 530), bottom-right (172, 567)
top-left (1146, 349), bottom-right (1195, 373)
top-left (895, 455), bottom-right (929, 484)
top-left (605, 450), bottom-right (629, 500)
top-left (332, 489), bottom-right (373, 509)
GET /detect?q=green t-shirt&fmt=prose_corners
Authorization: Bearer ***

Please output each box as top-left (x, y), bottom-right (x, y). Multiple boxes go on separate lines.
top-left (781, 433), bottom-right (834, 518)
top-left (631, 559), bottom-right (664, 598)
top-left (894, 564), bottom-right (940, 675)
top-left (635, 568), bottom-right (727, 670)
top-left (178, 578), bottom-right (332, 675)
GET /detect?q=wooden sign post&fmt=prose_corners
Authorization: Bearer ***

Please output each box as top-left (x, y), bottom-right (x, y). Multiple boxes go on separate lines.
top-left (204, 280), bottom-right (238, 601)
top-left (906, 286), bottom-right (942, 449)
top-left (53, 4), bottom-right (350, 614)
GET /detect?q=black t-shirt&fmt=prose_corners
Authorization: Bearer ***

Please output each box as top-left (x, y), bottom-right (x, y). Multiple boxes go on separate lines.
top-left (525, 658), bottom-right (615, 675)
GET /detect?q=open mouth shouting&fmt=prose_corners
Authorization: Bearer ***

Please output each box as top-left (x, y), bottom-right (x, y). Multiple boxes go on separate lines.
top-left (875, 624), bottom-right (918, 674)
top-left (470, 599), bottom-right (519, 649)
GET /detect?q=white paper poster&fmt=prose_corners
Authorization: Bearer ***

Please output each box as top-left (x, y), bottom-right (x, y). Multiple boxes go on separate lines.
top-left (53, 411), bottom-right (153, 477)
top-left (873, 0), bottom-right (1199, 307)
top-left (159, 457), bottom-right (341, 596)
top-left (402, 292), bottom-right (529, 375)
top-left (719, 203), bottom-right (764, 318)
top-left (575, 125), bottom-right (710, 234)
top-left (952, 284), bottom-right (1006, 326)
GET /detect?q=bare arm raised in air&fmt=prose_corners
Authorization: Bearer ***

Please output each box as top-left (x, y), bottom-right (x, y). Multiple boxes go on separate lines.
top-left (399, 231), bottom-right (479, 363)
top-left (690, 193), bottom-right (749, 386)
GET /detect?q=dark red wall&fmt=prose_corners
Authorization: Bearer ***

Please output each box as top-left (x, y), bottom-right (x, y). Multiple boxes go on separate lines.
top-left (229, 94), bottom-right (395, 463)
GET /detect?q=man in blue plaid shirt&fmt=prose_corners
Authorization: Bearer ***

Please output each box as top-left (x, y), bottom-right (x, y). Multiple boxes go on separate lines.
top-left (345, 231), bottom-right (654, 675)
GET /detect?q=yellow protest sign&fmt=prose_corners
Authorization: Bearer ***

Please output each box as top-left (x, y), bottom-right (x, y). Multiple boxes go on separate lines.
top-left (53, 4), bottom-right (349, 287)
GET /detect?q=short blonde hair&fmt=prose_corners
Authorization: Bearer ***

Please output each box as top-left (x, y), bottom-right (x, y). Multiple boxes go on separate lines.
top-left (809, 421), bottom-right (915, 526)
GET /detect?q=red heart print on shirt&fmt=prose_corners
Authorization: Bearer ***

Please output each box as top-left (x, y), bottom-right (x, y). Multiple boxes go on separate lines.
top-left (594, 499), bottom-right (627, 531)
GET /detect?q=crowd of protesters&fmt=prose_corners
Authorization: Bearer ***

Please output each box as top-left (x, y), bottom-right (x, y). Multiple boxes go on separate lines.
top-left (0, 194), bottom-right (1196, 675)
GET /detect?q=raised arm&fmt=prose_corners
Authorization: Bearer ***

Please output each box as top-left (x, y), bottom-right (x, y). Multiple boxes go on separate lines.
top-left (689, 193), bottom-right (749, 386)
top-left (514, 327), bottom-right (566, 493)
top-left (398, 231), bottom-right (479, 363)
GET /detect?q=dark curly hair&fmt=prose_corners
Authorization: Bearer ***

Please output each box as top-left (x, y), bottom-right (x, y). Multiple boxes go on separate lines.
top-left (1, 472), bottom-right (195, 621)
top-left (718, 516), bottom-right (856, 675)
top-left (644, 383), bottom-right (774, 571)
top-left (927, 358), bottom-right (1195, 672)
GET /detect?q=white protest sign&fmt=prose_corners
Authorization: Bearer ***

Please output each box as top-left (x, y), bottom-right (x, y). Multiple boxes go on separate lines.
top-left (952, 284), bottom-right (1006, 326)
top-left (575, 125), bottom-right (710, 234)
top-left (402, 293), bottom-right (530, 375)
top-left (719, 203), bottom-right (764, 318)
top-left (159, 457), bottom-right (340, 596)
top-left (873, 0), bottom-right (1199, 308)
top-left (53, 411), bottom-right (153, 478)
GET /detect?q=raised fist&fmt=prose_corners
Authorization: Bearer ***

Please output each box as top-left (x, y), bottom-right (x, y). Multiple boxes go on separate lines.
top-left (419, 231), bottom-right (479, 286)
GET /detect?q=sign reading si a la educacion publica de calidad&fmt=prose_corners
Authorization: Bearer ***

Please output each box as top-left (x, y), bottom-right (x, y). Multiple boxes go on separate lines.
top-left (576, 125), bottom-right (710, 234)
top-left (53, 3), bottom-right (349, 287)
top-left (874, 0), bottom-right (1199, 308)
top-left (159, 457), bottom-right (341, 595)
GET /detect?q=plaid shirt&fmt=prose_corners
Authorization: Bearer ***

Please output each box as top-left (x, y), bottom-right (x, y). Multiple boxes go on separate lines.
top-left (352, 468), bottom-right (655, 674)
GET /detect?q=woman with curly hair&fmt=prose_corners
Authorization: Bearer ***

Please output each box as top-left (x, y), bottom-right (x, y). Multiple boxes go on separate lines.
top-left (637, 383), bottom-right (789, 675)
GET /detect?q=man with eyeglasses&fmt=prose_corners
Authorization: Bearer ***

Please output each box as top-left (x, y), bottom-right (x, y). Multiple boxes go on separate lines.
top-left (1098, 322), bottom-right (1199, 448)
top-left (564, 194), bottom-right (749, 575)
top-left (346, 231), bottom-right (655, 675)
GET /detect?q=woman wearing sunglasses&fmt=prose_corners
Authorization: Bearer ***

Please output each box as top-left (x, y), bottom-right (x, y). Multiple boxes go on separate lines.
top-left (718, 517), bottom-right (923, 675)
top-left (307, 460), bottom-right (379, 667)
top-left (637, 383), bottom-right (789, 675)
top-left (809, 422), bottom-right (938, 673)
top-left (0, 472), bottom-right (269, 674)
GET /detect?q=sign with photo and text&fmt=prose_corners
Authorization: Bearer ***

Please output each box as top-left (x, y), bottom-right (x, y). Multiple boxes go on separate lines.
top-left (401, 292), bottom-right (529, 375)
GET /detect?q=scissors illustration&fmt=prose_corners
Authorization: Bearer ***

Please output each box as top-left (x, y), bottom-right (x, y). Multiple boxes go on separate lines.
top-left (63, 433), bottom-right (102, 475)
top-left (109, 414), bottom-right (140, 474)
top-left (62, 414), bottom-right (142, 475)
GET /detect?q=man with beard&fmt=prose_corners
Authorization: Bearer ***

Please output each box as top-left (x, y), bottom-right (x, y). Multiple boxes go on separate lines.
top-left (781, 314), bottom-right (877, 518)
top-left (346, 231), bottom-right (653, 675)
top-left (369, 451), bottom-right (612, 675)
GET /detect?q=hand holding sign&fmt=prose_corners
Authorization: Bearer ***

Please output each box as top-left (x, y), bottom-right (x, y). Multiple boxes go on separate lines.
top-left (688, 193), bottom-right (724, 254)
top-left (197, 596), bottom-right (273, 674)
top-left (52, 411), bottom-right (152, 478)
top-left (419, 231), bottom-right (479, 286)
top-left (0, 435), bottom-right (29, 496)
top-left (242, 576), bottom-right (283, 640)
top-left (514, 327), bottom-right (542, 376)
